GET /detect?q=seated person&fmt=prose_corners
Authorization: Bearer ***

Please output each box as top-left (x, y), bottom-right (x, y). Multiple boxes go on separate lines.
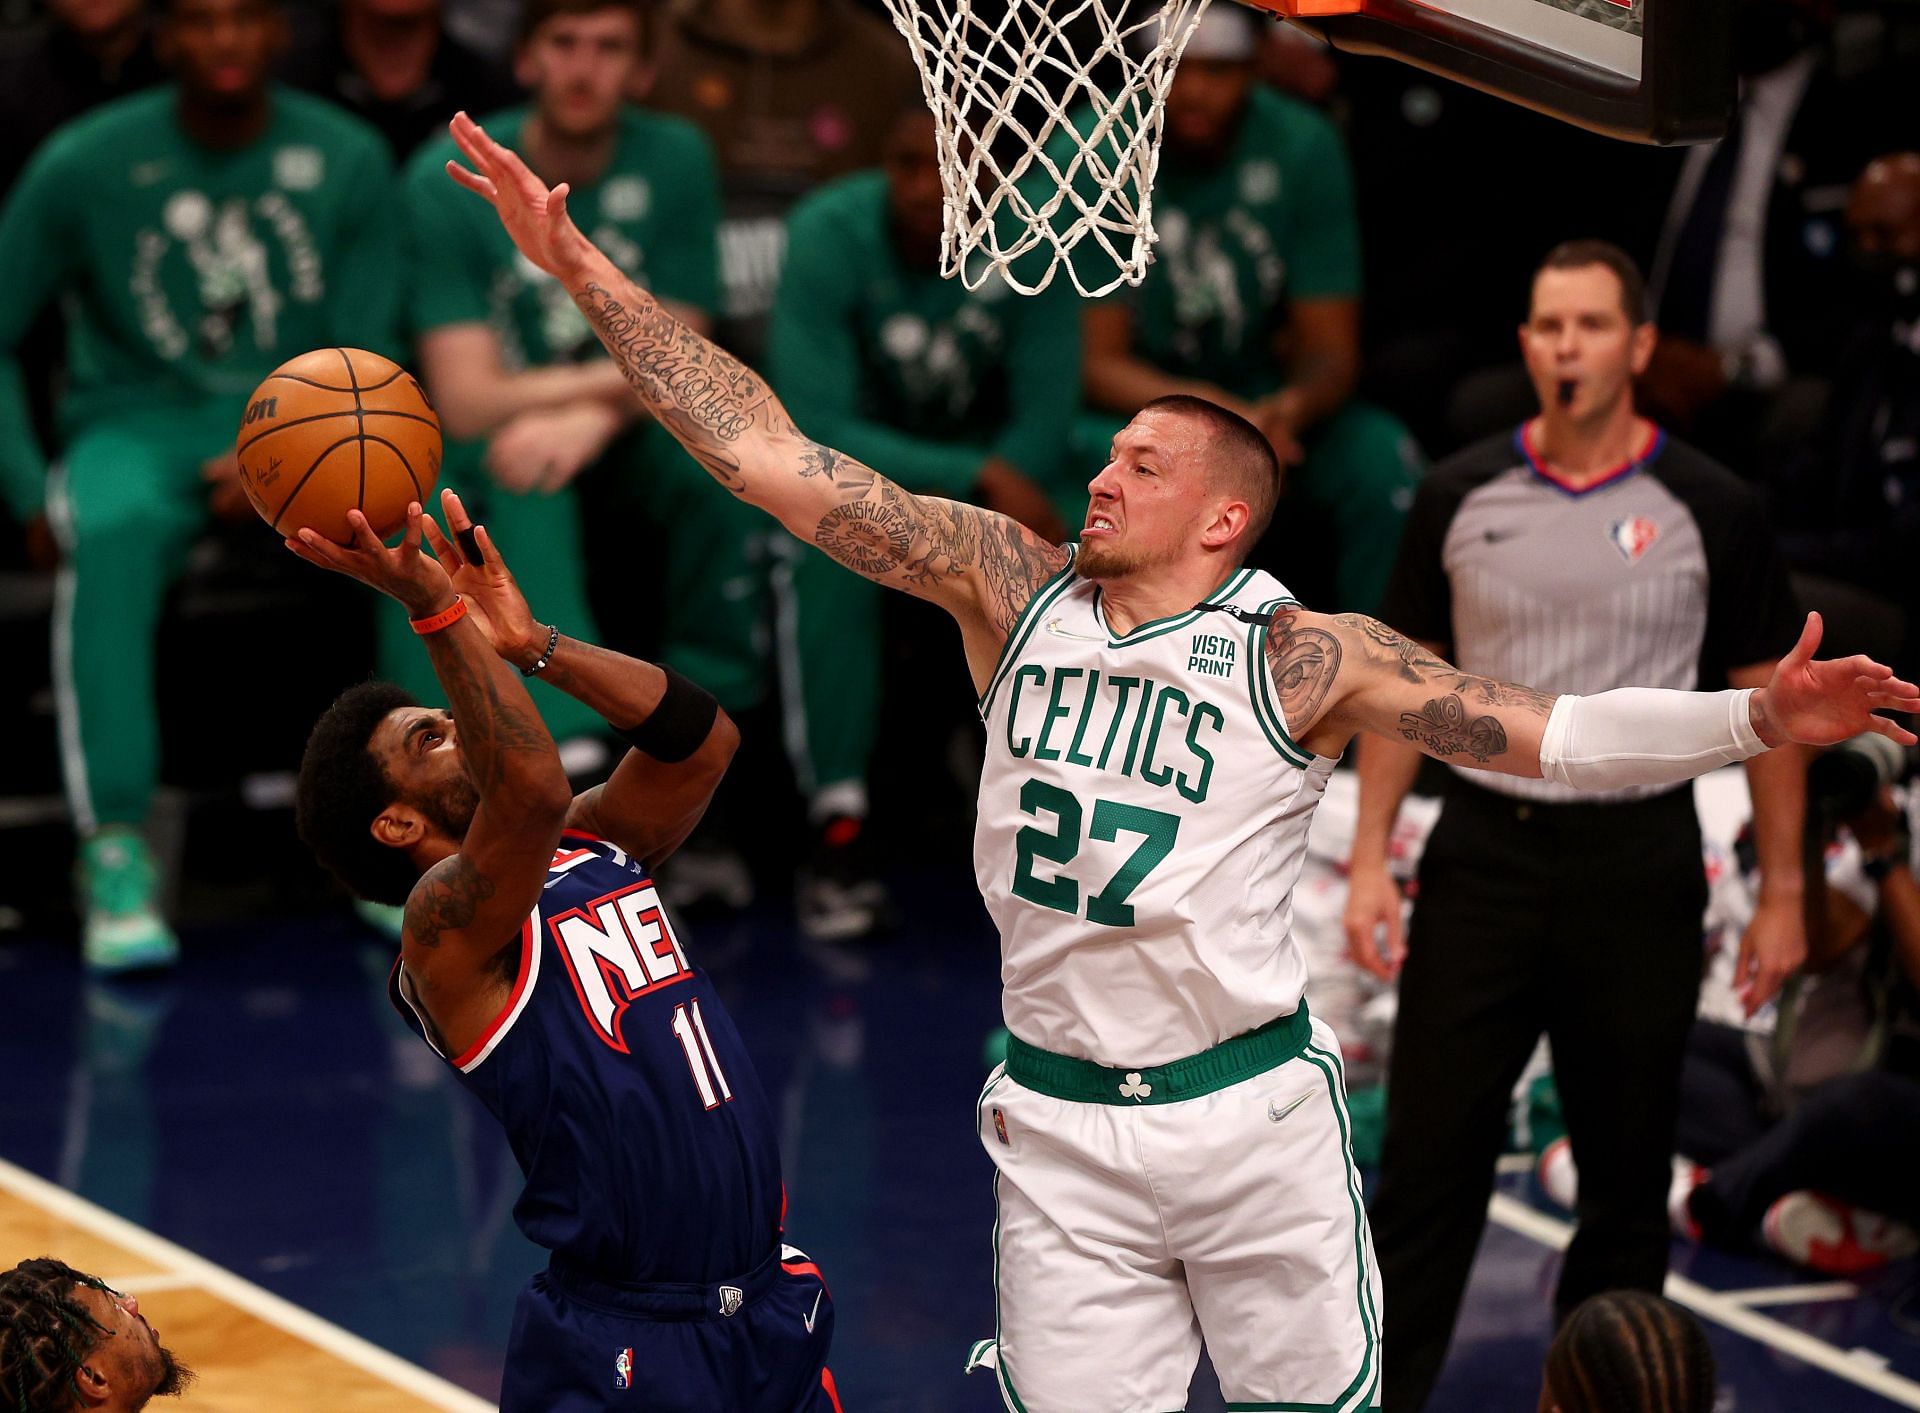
top-left (279, 0), bottom-right (521, 160)
top-left (397, 0), bottom-right (757, 773)
top-left (768, 106), bottom-right (1077, 939)
top-left (1541, 745), bottom-right (1920, 1275)
top-left (1067, 6), bottom-right (1423, 613)
top-left (0, 0), bottom-right (397, 970)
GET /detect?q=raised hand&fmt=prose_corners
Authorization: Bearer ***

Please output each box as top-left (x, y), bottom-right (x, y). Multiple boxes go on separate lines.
top-left (446, 111), bottom-right (593, 280)
top-left (283, 502), bottom-right (453, 618)
top-left (1753, 613), bottom-right (1920, 748)
top-left (418, 488), bottom-right (543, 666)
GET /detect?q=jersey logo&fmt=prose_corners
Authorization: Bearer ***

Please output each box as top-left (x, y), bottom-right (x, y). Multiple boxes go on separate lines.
top-left (1186, 632), bottom-right (1237, 679)
top-left (991, 1105), bottom-right (1011, 1146)
top-left (1043, 616), bottom-right (1106, 642)
top-left (1118, 1072), bottom-right (1153, 1101)
top-left (550, 881), bottom-right (692, 1053)
top-left (613, 1347), bottom-right (632, 1389)
top-left (718, 1285), bottom-right (745, 1317)
top-left (1607, 515), bottom-right (1660, 564)
top-left (1267, 1092), bottom-right (1313, 1124)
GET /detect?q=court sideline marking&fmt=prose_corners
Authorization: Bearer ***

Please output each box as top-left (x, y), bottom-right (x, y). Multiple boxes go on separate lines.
top-left (1487, 1191), bottom-right (1920, 1408)
top-left (0, 1156), bottom-right (497, 1412)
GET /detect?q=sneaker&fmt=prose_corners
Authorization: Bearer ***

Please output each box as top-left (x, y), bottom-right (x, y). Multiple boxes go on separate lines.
top-left (78, 828), bottom-right (178, 974)
top-left (797, 815), bottom-right (888, 942)
top-left (1536, 1135), bottom-right (1577, 1211)
top-left (1669, 1158), bottom-right (1708, 1241)
top-left (1761, 1191), bottom-right (1920, 1275)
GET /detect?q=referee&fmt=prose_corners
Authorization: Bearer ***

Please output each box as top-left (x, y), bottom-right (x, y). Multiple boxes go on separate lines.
top-left (1347, 241), bottom-right (1809, 1410)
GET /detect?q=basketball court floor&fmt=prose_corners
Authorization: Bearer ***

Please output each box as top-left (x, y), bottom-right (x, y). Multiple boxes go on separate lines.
top-left (3, 862), bottom-right (1917, 1410)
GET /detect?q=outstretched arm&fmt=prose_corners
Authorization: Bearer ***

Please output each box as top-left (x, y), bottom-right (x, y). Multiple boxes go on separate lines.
top-left (1275, 609), bottom-right (1920, 779)
top-left (443, 113), bottom-right (1070, 685)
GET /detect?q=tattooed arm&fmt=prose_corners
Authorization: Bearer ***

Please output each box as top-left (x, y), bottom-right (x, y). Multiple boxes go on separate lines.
top-left (442, 113), bottom-right (1069, 686)
top-left (285, 503), bottom-right (570, 1048)
top-left (1264, 609), bottom-right (1559, 774)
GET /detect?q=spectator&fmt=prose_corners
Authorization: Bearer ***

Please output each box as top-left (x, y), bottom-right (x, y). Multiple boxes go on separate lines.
top-left (1541, 746), bottom-right (1920, 1276)
top-left (1349, 240), bottom-right (1807, 1411)
top-left (0, 1257), bottom-right (193, 1411)
top-left (1539, 1290), bottom-right (1716, 1413)
top-left (397, 0), bottom-right (739, 784)
top-left (645, 0), bottom-right (919, 358)
top-left (279, 0), bottom-right (520, 161)
top-left (0, 0), bottom-right (398, 970)
top-left (1770, 152), bottom-right (1920, 673)
top-left (0, 0), bottom-right (165, 194)
top-left (1072, 6), bottom-right (1423, 615)
top-left (767, 106), bottom-right (1078, 940)
top-left (1638, 0), bottom-right (1917, 465)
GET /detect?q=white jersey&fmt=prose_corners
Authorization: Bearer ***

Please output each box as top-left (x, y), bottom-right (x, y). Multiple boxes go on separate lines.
top-left (974, 554), bottom-right (1335, 1067)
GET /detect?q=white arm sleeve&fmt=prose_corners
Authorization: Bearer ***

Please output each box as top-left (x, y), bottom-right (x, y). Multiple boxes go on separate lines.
top-left (1537, 688), bottom-right (1769, 790)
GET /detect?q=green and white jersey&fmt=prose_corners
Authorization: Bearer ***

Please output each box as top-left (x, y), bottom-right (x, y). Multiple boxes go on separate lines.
top-left (975, 555), bottom-right (1335, 1067)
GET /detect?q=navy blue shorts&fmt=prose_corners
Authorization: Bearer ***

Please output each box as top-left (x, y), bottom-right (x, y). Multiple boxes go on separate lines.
top-left (500, 1244), bottom-right (841, 1412)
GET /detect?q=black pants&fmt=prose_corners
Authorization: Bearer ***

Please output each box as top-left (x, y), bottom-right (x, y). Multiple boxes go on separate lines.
top-left (1678, 1021), bottom-right (1920, 1240)
top-left (1372, 779), bottom-right (1706, 1412)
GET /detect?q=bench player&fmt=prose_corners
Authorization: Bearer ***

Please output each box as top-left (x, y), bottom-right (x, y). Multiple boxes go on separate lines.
top-left (441, 112), bottom-right (1920, 1411)
top-left (289, 490), bottom-right (840, 1412)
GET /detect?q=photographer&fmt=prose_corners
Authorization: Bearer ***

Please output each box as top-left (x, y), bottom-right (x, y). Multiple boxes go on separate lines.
top-left (1542, 737), bottom-right (1920, 1272)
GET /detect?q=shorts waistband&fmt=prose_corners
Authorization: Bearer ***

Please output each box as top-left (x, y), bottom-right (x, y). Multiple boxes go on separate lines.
top-left (1004, 1001), bottom-right (1312, 1106)
top-left (546, 1246), bottom-right (779, 1321)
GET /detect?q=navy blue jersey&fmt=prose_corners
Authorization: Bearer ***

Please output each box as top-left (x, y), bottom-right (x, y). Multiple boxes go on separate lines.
top-left (390, 830), bottom-right (783, 1283)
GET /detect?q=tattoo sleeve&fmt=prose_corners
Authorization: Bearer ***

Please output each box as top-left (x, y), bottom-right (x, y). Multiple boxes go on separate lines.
top-left (570, 274), bottom-right (1068, 634)
top-left (1265, 611), bottom-right (1343, 730)
top-left (420, 624), bottom-right (556, 795)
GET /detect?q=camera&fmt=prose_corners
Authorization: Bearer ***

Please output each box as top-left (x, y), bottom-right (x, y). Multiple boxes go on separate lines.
top-left (1808, 734), bottom-right (1919, 820)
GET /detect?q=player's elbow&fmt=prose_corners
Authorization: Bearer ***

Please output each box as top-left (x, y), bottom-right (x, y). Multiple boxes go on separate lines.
top-left (510, 756), bottom-right (576, 823)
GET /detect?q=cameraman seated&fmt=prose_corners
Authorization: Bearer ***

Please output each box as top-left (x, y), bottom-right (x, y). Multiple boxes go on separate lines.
top-left (1541, 738), bottom-right (1920, 1274)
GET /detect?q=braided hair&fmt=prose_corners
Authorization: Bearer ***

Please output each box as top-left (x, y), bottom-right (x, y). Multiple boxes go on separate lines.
top-left (1543, 1289), bottom-right (1717, 1413)
top-left (0, 1258), bottom-right (112, 1413)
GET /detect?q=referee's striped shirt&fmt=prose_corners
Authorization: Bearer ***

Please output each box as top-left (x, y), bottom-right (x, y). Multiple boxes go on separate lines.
top-left (1378, 423), bottom-right (1802, 804)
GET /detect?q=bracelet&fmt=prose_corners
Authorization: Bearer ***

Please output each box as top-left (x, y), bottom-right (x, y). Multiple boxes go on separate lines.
top-left (410, 596), bottom-right (466, 635)
top-left (521, 624), bottom-right (561, 677)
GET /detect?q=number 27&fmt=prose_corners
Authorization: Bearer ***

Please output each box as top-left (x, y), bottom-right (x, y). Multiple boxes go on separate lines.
top-left (1011, 779), bottom-right (1179, 926)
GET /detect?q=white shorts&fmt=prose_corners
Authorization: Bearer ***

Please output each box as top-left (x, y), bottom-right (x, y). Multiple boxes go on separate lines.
top-left (967, 1016), bottom-right (1381, 1412)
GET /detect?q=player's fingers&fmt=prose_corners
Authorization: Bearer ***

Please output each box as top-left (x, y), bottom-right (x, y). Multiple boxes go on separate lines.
top-left (293, 527), bottom-right (352, 568)
top-left (475, 524), bottom-right (511, 577)
top-left (1865, 714), bottom-right (1920, 746)
top-left (548, 183), bottom-right (573, 228)
top-left (419, 513), bottom-right (458, 564)
top-left (343, 508), bottom-right (385, 554)
top-left (445, 160), bottom-right (497, 201)
top-left (1784, 610), bottom-right (1822, 668)
top-left (441, 487), bottom-right (472, 529)
top-left (398, 502), bottom-right (425, 553)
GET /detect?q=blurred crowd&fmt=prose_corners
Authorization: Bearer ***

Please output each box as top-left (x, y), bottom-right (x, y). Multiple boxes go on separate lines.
top-left (2, 0), bottom-right (1920, 1307)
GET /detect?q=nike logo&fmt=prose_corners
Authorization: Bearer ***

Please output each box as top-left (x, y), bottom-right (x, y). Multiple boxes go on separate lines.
top-left (1043, 616), bottom-right (1106, 642)
top-left (1267, 1092), bottom-right (1313, 1124)
top-left (803, 1288), bottom-right (823, 1334)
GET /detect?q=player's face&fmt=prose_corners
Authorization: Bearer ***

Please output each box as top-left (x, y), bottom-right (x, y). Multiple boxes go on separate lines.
top-left (160, 0), bottom-right (284, 106)
top-left (373, 707), bottom-right (482, 843)
top-left (519, 8), bottom-right (644, 141)
top-left (71, 1282), bottom-right (194, 1402)
top-left (884, 112), bottom-right (946, 268)
top-left (1078, 409), bottom-right (1218, 579)
top-left (1519, 265), bottom-right (1653, 423)
top-left (1164, 58), bottom-right (1254, 156)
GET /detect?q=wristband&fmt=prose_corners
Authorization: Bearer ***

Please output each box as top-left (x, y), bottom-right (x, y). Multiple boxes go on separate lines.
top-left (521, 623), bottom-right (561, 677)
top-left (410, 596), bottom-right (466, 635)
top-left (615, 667), bottom-right (719, 762)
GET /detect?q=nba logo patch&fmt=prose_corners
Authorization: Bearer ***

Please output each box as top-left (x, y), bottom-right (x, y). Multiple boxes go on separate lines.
top-left (991, 1106), bottom-right (1010, 1146)
top-left (1607, 516), bottom-right (1659, 564)
top-left (613, 1347), bottom-right (632, 1389)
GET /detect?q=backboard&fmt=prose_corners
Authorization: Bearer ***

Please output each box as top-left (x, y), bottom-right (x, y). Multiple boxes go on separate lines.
top-left (1243, 0), bottom-right (1732, 143)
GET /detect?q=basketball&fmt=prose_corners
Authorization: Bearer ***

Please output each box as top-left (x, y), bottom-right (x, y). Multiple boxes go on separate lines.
top-left (235, 348), bottom-right (442, 543)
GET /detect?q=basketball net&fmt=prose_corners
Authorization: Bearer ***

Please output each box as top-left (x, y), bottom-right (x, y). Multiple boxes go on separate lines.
top-left (879, 0), bottom-right (1217, 297)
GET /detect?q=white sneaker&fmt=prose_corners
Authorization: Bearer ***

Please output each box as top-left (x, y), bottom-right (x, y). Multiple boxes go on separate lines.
top-left (1762, 1191), bottom-right (1920, 1275)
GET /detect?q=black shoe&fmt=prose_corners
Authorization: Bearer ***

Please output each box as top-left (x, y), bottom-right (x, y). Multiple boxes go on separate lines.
top-left (797, 815), bottom-right (888, 942)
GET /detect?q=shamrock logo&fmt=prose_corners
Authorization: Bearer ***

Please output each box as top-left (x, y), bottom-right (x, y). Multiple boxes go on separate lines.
top-left (1118, 1072), bottom-right (1152, 1101)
